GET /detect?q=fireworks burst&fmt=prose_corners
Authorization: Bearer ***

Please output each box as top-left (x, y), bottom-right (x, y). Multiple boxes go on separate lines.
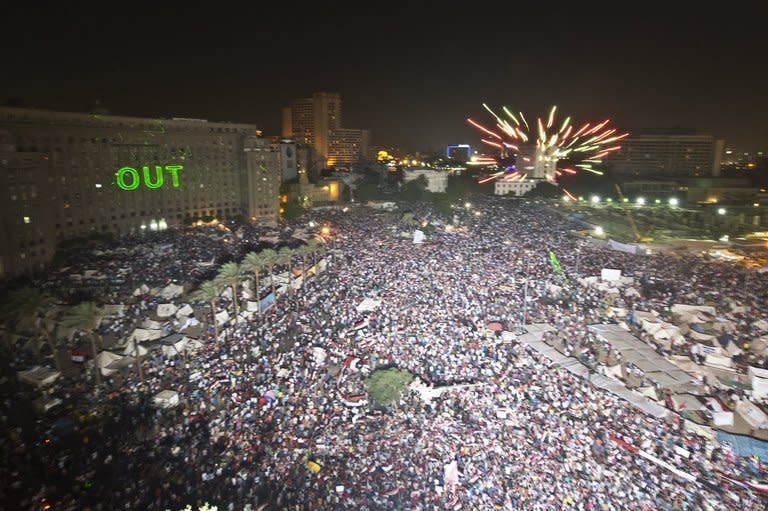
top-left (467, 104), bottom-right (628, 185)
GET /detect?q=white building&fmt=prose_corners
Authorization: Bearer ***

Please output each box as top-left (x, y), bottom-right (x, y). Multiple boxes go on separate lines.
top-left (403, 169), bottom-right (448, 193)
top-left (494, 179), bottom-right (539, 197)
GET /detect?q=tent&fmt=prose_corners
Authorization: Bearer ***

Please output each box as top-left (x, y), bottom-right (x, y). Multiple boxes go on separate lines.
top-left (356, 298), bottom-right (382, 313)
top-left (133, 284), bottom-right (150, 296)
top-left (17, 366), bottom-right (61, 387)
top-left (601, 268), bottom-right (622, 281)
top-left (153, 390), bottom-right (180, 409)
top-left (215, 310), bottom-right (230, 326)
top-left (175, 304), bottom-right (194, 318)
top-left (131, 328), bottom-right (164, 342)
top-left (749, 366), bottom-right (768, 400)
top-left (157, 303), bottom-right (178, 318)
top-left (95, 351), bottom-right (125, 376)
top-left (159, 283), bottom-right (184, 299)
top-left (413, 229), bottom-right (425, 244)
top-left (736, 400), bottom-right (768, 430)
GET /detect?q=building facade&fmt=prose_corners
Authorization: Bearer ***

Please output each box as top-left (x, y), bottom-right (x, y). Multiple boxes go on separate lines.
top-left (607, 133), bottom-right (725, 177)
top-left (494, 179), bottom-right (538, 197)
top-left (0, 107), bottom-right (281, 278)
top-left (327, 129), bottom-right (370, 168)
top-left (282, 92), bottom-right (368, 167)
top-left (403, 169), bottom-right (448, 193)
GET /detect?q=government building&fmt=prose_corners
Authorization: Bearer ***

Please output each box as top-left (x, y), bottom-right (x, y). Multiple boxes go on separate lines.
top-left (0, 107), bottom-right (282, 278)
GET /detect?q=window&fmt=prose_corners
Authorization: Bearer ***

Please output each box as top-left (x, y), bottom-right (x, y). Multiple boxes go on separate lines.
top-left (23, 216), bottom-right (30, 224)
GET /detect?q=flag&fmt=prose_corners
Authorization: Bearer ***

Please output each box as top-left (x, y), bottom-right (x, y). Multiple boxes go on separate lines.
top-left (549, 251), bottom-right (564, 276)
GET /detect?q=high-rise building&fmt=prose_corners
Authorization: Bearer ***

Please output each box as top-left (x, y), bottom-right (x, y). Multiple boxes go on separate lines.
top-left (0, 107), bottom-right (281, 278)
top-left (446, 144), bottom-right (471, 162)
top-left (327, 129), bottom-right (370, 168)
top-left (606, 132), bottom-right (725, 178)
top-left (282, 92), bottom-right (368, 167)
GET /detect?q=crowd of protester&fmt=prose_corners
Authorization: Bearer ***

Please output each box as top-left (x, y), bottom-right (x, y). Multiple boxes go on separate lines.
top-left (2, 197), bottom-right (768, 510)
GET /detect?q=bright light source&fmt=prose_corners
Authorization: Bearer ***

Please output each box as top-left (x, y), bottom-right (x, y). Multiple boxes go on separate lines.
top-left (321, 226), bottom-right (330, 235)
top-left (718, 208), bottom-right (726, 215)
top-left (636, 197), bottom-right (646, 205)
top-left (669, 197), bottom-right (679, 207)
top-left (654, 198), bottom-right (661, 204)
top-left (594, 226), bottom-right (604, 236)
top-left (474, 211), bottom-right (481, 216)
top-left (591, 195), bottom-right (600, 204)
top-left (622, 198), bottom-right (629, 203)
top-left (23, 216), bottom-right (30, 224)
top-left (606, 198), bottom-right (613, 203)
top-left (464, 202), bottom-right (471, 209)
top-left (95, 183), bottom-right (102, 188)
top-left (308, 221), bottom-right (316, 227)
top-left (342, 207), bottom-right (349, 212)
top-left (754, 203), bottom-right (760, 207)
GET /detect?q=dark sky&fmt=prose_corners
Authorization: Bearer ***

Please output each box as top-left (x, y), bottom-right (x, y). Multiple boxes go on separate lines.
top-left (2, 3), bottom-right (767, 152)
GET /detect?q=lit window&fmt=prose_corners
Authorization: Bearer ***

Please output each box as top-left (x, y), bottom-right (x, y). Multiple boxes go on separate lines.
top-left (23, 216), bottom-right (30, 224)
top-left (95, 183), bottom-right (102, 188)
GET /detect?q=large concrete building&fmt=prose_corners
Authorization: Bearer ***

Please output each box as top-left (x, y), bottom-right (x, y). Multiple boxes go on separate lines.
top-left (607, 132), bottom-right (725, 178)
top-left (0, 107), bottom-right (281, 278)
top-left (282, 92), bottom-right (369, 167)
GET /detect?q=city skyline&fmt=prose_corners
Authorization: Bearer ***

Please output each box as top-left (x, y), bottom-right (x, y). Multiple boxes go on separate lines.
top-left (1, 4), bottom-right (767, 152)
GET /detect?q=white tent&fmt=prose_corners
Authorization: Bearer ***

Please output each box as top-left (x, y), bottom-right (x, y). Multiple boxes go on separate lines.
top-left (157, 303), bottom-right (178, 318)
top-left (175, 304), bottom-right (194, 318)
top-left (96, 351), bottom-right (124, 376)
top-left (131, 328), bottom-right (164, 342)
top-left (736, 400), bottom-right (768, 430)
top-left (141, 318), bottom-right (164, 329)
top-left (17, 366), bottom-right (61, 387)
top-left (749, 366), bottom-right (768, 400)
top-left (159, 283), bottom-right (184, 299)
top-left (356, 298), bottom-right (382, 313)
top-left (601, 268), bottom-right (622, 282)
top-left (413, 229), bottom-right (425, 244)
top-left (133, 284), bottom-right (150, 296)
top-left (704, 353), bottom-right (733, 370)
top-left (123, 340), bottom-right (149, 357)
top-left (215, 310), bottom-right (230, 326)
top-left (153, 390), bottom-right (180, 409)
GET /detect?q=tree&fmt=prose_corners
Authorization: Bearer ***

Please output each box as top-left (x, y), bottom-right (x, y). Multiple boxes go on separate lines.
top-left (278, 246), bottom-right (295, 296)
top-left (296, 244), bottom-right (311, 286)
top-left (241, 252), bottom-right (264, 313)
top-left (261, 248), bottom-right (278, 297)
top-left (214, 262), bottom-right (243, 324)
top-left (366, 368), bottom-right (414, 407)
top-left (60, 302), bottom-right (102, 384)
top-left (0, 288), bottom-right (58, 366)
top-left (191, 280), bottom-right (222, 343)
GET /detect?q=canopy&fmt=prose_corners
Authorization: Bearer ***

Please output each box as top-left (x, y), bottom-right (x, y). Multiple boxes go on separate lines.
top-left (157, 303), bottom-right (178, 318)
top-left (153, 390), bottom-right (180, 409)
top-left (159, 283), bottom-right (184, 299)
top-left (17, 366), bottom-right (61, 387)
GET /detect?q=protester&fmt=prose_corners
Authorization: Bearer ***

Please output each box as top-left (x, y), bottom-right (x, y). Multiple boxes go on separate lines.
top-left (2, 198), bottom-right (767, 510)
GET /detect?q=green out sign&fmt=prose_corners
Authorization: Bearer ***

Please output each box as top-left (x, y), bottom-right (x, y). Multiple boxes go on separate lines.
top-left (116, 165), bottom-right (184, 191)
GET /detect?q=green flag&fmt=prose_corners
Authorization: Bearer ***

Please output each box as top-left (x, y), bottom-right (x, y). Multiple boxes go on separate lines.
top-left (549, 250), bottom-right (563, 276)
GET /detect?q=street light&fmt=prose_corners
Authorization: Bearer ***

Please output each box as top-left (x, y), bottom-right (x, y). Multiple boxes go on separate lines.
top-left (654, 198), bottom-right (661, 204)
top-left (464, 202), bottom-right (472, 209)
top-left (717, 208), bottom-right (726, 215)
top-left (591, 195), bottom-right (600, 204)
top-left (308, 221), bottom-right (316, 228)
top-left (636, 197), bottom-right (646, 206)
top-left (594, 226), bottom-right (604, 236)
top-left (669, 197), bottom-right (679, 207)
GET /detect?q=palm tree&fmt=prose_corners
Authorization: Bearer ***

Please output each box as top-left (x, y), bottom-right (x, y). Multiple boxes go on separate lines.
top-left (191, 280), bottom-right (222, 343)
top-left (296, 245), bottom-right (311, 286)
top-left (0, 288), bottom-right (59, 367)
top-left (60, 302), bottom-right (102, 384)
top-left (215, 262), bottom-right (243, 324)
top-left (241, 251), bottom-right (264, 313)
top-left (307, 238), bottom-right (323, 267)
top-left (279, 246), bottom-right (294, 296)
top-left (261, 248), bottom-right (278, 297)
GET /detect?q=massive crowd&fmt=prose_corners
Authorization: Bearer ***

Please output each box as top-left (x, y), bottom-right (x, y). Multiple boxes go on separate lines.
top-left (2, 197), bottom-right (768, 510)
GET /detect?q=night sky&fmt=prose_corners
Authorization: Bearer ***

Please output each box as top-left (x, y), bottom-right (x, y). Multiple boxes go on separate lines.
top-left (2, 3), bottom-right (767, 152)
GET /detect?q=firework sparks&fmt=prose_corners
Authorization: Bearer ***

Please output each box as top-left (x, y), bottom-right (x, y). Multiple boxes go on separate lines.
top-left (468, 104), bottom-right (628, 186)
